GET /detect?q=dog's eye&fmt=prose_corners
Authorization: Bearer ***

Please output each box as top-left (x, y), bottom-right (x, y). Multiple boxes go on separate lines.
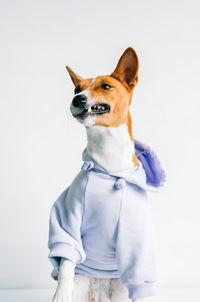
top-left (100, 83), bottom-right (112, 90)
top-left (74, 85), bottom-right (81, 94)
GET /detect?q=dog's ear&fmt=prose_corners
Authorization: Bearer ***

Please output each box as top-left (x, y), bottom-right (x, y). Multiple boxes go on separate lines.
top-left (66, 66), bottom-right (84, 86)
top-left (111, 47), bottom-right (139, 88)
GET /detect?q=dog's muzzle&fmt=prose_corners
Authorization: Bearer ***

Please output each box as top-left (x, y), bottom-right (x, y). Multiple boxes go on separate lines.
top-left (71, 94), bottom-right (110, 118)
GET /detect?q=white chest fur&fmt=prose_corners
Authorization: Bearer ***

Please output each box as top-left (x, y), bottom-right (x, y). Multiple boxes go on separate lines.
top-left (86, 124), bottom-right (135, 173)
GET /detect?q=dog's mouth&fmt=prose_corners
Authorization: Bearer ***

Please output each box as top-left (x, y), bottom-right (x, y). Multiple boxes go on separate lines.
top-left (74, 103), bottom-right (110, 118)
top-left (91, 103), bottom-right (110, 114)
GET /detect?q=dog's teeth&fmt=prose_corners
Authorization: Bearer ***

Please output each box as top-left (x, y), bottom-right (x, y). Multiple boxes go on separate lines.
top-left (91, 104), bottom-right (107, 112)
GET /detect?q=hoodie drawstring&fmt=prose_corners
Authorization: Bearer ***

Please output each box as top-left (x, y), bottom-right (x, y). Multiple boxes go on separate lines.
top-left (81, 161), bottom-right (95, 171)
top-left (114, 178), bottom-right (126, 190)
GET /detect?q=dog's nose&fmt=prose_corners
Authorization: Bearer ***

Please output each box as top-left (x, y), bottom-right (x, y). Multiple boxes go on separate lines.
top-left (72, 94), bottom-right (87, 108)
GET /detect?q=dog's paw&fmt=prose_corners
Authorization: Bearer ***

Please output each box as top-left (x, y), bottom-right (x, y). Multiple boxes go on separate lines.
top-left (52, 287), bottom-right (72, 302)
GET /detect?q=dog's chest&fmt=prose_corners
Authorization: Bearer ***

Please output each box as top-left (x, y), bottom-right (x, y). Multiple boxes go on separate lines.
top-left (81, 171), bottom-right (122, 243)
top-left (79, 170), bottom-right (146, 252)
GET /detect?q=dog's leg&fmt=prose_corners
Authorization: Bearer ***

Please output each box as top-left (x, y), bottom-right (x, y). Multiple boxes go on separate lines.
top-left (110, 278), bottom-right (131, 302)
top-left (52, 257), bottom-right (75, 302)
top-left (110, 279), bottom-right (143, 302)
top-left (72, 274), bottom-right (90, 302)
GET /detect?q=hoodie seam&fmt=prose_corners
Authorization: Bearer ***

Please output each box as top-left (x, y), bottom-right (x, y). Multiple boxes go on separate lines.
top-left (114, 182), bottom-right (124, 256)
top-left (126, 280), bottom-right (156, 287)
top-left (80, 170), bottom-right (90, 234)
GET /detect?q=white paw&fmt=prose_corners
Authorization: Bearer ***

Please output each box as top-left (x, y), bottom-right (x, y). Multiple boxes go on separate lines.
top-left (52, 287), bottom-right (72, 302)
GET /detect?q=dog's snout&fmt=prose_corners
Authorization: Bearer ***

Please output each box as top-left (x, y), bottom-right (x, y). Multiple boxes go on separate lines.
top-left (72, 94), bottom-right (87, 108)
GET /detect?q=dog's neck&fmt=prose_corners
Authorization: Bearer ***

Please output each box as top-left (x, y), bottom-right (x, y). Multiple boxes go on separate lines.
top-left (86, 124), bottom-right (135, 173)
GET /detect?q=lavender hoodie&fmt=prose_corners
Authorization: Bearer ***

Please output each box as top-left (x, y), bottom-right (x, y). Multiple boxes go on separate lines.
top-left (48, 140), bottom-right (165, 300)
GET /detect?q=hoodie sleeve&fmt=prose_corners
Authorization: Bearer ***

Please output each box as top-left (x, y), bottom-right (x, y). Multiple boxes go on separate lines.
top-left (116, 189), bottom-right (157, 300)
top-left (48, 170), bottom-right (89, 280)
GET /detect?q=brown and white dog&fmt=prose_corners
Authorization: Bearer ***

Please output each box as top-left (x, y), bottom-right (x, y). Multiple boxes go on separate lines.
top-left (52, 48), bottom-right (142, 302)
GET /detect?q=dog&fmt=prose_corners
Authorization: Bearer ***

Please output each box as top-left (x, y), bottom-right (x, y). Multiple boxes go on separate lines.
top-left (48, 47), bottom-right (165, 302)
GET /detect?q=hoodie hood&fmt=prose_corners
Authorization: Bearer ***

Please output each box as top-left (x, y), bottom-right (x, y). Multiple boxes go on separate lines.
top-left (134, 139), bottom-right (166, 188)
top-left (82, 140), bottom-right (166, 192)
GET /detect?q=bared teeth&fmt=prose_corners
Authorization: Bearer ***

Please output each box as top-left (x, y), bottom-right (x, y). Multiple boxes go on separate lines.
top-left (91, 103), bottom-right (110, 113)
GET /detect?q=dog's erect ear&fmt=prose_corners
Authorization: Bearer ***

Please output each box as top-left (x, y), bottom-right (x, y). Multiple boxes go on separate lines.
top-left (111, 47), bottom-right (139, 88)
top-left (66, 66), bottom-right (84, 86)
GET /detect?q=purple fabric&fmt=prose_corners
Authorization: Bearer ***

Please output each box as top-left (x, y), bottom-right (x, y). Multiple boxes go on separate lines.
top-left (135, 140), bottom-right (166, 188)
top-left (48, 140), bottom-right (165, 300)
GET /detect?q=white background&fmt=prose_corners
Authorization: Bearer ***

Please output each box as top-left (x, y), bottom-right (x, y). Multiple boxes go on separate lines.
top-left (0, 0), bottom-right (200, 290)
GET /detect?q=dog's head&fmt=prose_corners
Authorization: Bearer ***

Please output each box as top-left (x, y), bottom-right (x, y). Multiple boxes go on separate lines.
top-left (67, 47), bottom-right (139, 128)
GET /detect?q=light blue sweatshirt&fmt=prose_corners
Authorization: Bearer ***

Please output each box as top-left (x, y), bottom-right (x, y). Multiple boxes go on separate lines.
top-left (48, 140), bottom-right (165, 300)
